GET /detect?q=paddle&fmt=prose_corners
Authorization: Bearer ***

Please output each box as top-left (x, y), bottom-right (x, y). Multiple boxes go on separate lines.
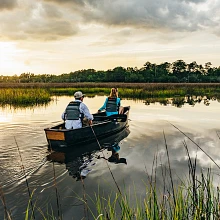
top-left (93, 114), bottom-right (127, 122)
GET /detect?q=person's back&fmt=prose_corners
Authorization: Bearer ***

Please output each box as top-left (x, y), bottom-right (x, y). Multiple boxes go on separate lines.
top-left (98, 88), bottom-right (123, 116)
top-left (62, 91), bottom-right (93, 129)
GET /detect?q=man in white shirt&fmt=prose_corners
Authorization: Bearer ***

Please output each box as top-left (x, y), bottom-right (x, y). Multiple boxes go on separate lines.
top-left (61, 91), bottom-right (93, 129)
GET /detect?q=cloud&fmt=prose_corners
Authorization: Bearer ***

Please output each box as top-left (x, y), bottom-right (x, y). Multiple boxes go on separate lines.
top-left (0, 1), bottom-right (78, 41)
top-left (80, 0), bottom-right (217, 32)
top-left (0, 0), bottom-right (17, 10)
top-left (0, 0), bottom-right (219, 41)
top-left (41, 0), bottom-right (220, 35)
top-left (43, 0), bottom-right (84, 5)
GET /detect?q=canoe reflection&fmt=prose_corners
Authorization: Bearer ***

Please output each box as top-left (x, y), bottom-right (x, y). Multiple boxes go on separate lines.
top-left (46, 127), bottom-right (130, 180)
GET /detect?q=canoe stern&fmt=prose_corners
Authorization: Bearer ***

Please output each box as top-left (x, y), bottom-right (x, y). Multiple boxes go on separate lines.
top-left (45, 129), bottom-right (65, 141)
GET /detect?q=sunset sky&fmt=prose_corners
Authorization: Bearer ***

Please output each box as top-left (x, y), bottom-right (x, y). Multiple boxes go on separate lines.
top-left (0, 0), bottom-right (220, 76)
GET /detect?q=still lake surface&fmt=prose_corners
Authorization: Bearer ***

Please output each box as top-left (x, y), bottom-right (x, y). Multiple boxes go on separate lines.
top-left (0, 95), bottom-right (220, 219)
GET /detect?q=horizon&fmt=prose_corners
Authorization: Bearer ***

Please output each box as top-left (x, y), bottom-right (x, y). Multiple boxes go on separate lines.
top-left (1, 59), bottom-right (220, 77)
top-left (0, 0), bottom-right (220, 76)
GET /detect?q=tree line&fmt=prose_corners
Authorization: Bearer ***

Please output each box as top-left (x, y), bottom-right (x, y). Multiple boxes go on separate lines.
top-left (1, 60), bottom-right (220, 83)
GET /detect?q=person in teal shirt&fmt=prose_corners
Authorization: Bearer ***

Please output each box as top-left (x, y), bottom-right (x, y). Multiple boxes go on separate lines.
top-left (98, 88), bottom-right (123, 116)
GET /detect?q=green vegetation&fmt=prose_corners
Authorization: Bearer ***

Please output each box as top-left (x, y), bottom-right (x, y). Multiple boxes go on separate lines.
top-left (0, 83), bottom-right (219, 107)
top-left (0, 88), bottom-right (51, 106)
top-left (1, 60), bottom-right (220, 83)
top-left (49, 85), bottom-right (220, 100)
top-left (90, 170), bottom-right (219, 219)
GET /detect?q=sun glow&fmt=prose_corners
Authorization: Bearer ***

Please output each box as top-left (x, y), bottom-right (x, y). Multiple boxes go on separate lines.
top-left (0, 42), bottom-right (27, 75)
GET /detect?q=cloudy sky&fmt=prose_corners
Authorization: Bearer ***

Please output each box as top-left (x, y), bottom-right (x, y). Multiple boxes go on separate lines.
top-left (0, 0), bottom-right (220, 76)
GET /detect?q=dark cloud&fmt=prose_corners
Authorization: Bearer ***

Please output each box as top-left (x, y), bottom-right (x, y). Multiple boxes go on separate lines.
top-left (0, 0), bottom-right (17, 10)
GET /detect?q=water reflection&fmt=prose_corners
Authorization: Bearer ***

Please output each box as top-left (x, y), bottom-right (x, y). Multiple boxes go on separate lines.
top-left (0, 102), bottom-right (51, 110)
top-left (0, 95), bottom-right (219, 219)
top-left (46, 127), bottom-right (130, 180)
top-left (144, 95), bottom-right (218, 107)
top-left (106, 142), bottom-right (127, 164)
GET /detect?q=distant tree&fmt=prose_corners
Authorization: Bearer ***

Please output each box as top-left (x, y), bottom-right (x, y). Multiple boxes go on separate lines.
top-left (112, 67), bottom-right (126, 82)
top-left (1, 59), bottom-right (220, 83)
top-left (204, 62), bottom-right (212, 74)
top-left (172, 60), bottom-right (187, 82)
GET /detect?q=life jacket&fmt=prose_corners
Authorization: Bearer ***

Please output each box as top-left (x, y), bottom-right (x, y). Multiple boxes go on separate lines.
top-left (106, 97), bottom-right (118, 112)
top-left (65, 101), bottom-right (83, 120)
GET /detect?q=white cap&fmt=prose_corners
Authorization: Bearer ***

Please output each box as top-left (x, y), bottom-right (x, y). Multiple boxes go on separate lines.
top-left (74, 91), bottom-right (85, 98)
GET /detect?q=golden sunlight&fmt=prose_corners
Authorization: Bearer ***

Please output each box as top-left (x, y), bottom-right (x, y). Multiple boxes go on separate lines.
top-left (0, 42), bottom-right (27, 75)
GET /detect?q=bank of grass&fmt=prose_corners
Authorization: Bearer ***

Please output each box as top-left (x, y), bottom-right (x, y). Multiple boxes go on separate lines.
top-left (48, 86), bottom-right (220, 99)
top-left (0, 83), bottom-right (219, 106)
top-left (0, 88), bottom-right (51, 106)
top-left (0, 82), bottom-right (220, 90)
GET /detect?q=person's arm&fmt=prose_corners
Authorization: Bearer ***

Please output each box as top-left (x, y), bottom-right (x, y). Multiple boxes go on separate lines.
top-left (117, 98), bottom-right (121, 107)
top-left (61, 111), bottom-right (66, 120)
top-left (81, 103), bottom-right (94, 122)
top-left (99, 98), bottom-right (108, 111)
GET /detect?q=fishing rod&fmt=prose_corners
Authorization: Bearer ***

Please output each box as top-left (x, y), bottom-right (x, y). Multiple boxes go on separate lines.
top-left (90, 124), bottom-right (122, 195)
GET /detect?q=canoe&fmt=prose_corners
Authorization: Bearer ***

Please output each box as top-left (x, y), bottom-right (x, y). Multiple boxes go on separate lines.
top-left (44, 106), bottom-right (130, 149)
top-left (47, 126), bottom-right (130, 158)
top-left (47, 127), bottom-right (130, 178)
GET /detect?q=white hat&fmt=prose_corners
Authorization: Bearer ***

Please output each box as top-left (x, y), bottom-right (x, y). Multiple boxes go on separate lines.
top-left (74, 91), bottom-right (85, 98)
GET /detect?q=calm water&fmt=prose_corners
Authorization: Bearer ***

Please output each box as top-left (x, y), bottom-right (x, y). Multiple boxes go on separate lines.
top-left (0, 96), bottom-right (220, 219)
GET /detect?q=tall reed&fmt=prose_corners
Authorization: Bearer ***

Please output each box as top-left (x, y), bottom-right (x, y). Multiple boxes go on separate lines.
top-left (0, 83), bottom-right (219, 106)
top-left (88, 137), bottom-right (220, 220)
top-left (0, 184), bottom-right (12, 220)
top-left (90, 170), bottom-right (219, 219)
top-left (14, 137), bottom-right (35, 219)
top-left (0, 88), bottom-right (51, 106)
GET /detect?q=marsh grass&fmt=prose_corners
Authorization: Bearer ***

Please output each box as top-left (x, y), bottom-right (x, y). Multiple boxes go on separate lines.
top-left (15, 137), bottom-right (35, 219)
top-left (48, 86), bottom-right (220, 100)
top-left (47, 84), bottom-right (220, 104)
top-left (21, 167), bottom-right (219, 220)
top-left (90, 169), bottom-right (220, 220)
top-left (0, 184), bottom-right (12, 220)
top-left (0, 88), bottom-right (51, 106)
top-left (0, 83), bottom-right (219, 106)
top-left (89, 154), bottom-right (220, 219)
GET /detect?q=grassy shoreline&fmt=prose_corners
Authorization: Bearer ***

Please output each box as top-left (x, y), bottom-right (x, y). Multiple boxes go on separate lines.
top-left (0, 82), bottom-right (220, 89)
top-left (0, 83), bottom-right (219, 106)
